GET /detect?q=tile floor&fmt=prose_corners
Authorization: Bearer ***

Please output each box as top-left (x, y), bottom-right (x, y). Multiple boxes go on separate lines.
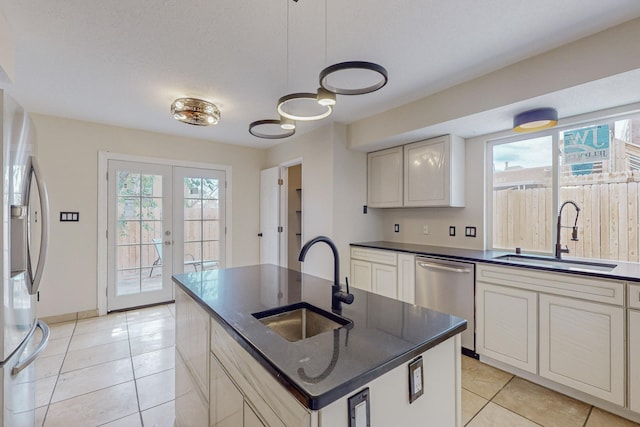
top-left (36, 302), bottom-right (640, 426)
top-left (34, 304), bottom-right (176, 426)
top-left (461, 356), bottom-right (640, 426)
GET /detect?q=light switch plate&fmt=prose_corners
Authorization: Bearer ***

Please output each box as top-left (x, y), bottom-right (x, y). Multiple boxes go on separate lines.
top-left (409, 357), bottom-right (424, 403)
top-left (348, 388), bottom-right (370, 427)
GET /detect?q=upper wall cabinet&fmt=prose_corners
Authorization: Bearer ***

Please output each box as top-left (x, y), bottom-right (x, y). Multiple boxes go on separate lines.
top-left (367, 146), bottom-right (404, 208)
top-left (367, 135), bottom-right (465, 208)
top-left (404, 135), bottom-right (465, 207)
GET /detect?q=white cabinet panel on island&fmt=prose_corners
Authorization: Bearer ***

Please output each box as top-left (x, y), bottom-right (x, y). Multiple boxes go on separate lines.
top-left (629, 309), bottom-right (640, 413)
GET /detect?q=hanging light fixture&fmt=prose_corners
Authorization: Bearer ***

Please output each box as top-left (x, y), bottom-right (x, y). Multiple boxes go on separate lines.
top-left (171, 98), bottom-right (220, 126)
top-left (277, 93), bottom-right (333, 121)
top-left (319, 61), bottom-right (388, 95)
top-left (249, 119), bottom-right (296, 139)
top-left (513, 108), bottom-right (558, 132)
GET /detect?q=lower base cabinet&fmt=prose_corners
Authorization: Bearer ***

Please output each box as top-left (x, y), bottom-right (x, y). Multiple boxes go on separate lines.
top-left (476, 282), bottom-right (537, 374)
top-left (538, 294), bottom-right (624, 406)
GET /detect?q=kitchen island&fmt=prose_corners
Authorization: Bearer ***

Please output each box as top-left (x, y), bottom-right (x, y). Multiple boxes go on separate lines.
top-left (173, 264), bottom-right (466, 426)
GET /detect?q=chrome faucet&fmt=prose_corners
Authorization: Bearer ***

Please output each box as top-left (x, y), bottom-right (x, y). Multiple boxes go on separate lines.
top-left (298, 236), bottom-right (355, 312)
top-left (555, 200), bottom-right (580, 259)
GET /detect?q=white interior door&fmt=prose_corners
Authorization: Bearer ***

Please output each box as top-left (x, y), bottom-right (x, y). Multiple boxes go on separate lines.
top-left (259, 167), bottom-right (281, 265)
top-left (107, 160), bottom-right (173, 311)
top-left (173, 167), bottom-right (226, 274)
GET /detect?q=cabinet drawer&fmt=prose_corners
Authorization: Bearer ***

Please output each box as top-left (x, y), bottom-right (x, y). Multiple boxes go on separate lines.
top-left (477, 263), bottom-right (624, 305)
top-left (629, 283), bottom-right (640, 309)
top-left (350, 247), bottom-right (397, 265)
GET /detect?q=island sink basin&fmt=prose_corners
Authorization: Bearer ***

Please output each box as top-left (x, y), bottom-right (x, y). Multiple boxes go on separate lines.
top-left (493, 254), bottom-right (617, 272)
top-left (253, 302), bottom-right (351, 342)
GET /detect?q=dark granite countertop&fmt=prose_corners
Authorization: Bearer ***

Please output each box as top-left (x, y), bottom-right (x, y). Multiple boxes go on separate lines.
top-left (173, 264), bottom-right (466, 410)
top-left (351, 241), bottom-right (640, 282)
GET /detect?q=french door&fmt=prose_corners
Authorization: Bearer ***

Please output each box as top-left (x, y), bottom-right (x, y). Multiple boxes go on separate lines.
top-left (107, 160), bottom-right (226, 311)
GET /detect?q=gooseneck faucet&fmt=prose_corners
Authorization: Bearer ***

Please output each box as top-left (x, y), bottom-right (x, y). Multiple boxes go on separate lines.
top-left (555, 200), bottom-right (580, 259)
top-left (298, 236), bottom-right (355, 312)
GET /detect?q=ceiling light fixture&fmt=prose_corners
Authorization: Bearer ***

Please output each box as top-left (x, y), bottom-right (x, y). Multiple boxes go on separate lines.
top-left (513, 108), bottom-right (558, 132)
top-left (319, 61), bottom-right (388, 95)
top-left (249, 119), bottom-right (296, 139)
top-left (171, 98), bottom-right (220, 126)
top-left (279, 116), bottom-right (296, 130)
top-left (316, 87), bottom-right (336, 106)
top-left (277, 93), bottom-right (333, 121)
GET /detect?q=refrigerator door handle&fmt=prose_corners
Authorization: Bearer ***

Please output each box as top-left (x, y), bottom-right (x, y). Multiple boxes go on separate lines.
top-left (12, 320), bottom-right (50, 376)
top-left (25, 156), bottom-right (50, 295)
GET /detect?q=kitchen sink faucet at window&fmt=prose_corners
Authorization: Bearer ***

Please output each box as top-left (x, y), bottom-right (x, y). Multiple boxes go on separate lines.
top-left (555, 200), bottom-right (580, 259)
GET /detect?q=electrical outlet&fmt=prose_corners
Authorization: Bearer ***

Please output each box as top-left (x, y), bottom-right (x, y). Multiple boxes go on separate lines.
top-left (394, 224), bottom-right (400, 233)
top-left (465, 226), bottom-right (477, 237)
top-left (409, 357), bottom-right (424, 403)
top-left (423, 225), bottom-right (429, 235)
top-left (449, 226), bottom-right (456, 236)
top-left (348, 388), bottom-right (370, 427)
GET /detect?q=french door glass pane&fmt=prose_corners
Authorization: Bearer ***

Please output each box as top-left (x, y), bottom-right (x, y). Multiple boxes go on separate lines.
top-left (115, 170), bottom-right (164, 296)
top-left (182, 177), bottom-right (220, 271)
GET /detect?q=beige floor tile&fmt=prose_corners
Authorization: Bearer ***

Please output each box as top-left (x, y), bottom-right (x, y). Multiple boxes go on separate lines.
top-left (61, 339), bottom-right (131, 373)
top-left (98, 412), bottom-right (143, 426)
top-left (586, 407), bottom-right (640, 426)
top-left (36, 376), bottom-right (57, 408)
top-left (132, 346), bottom-right (175, 378)
top-left (129, 330), bottom-right (175, 356)
top-left (137, 369), bottom-right (175, 410)
top-left (141, 401), bottom-right (175, 427)
top-left (462, 389), bottom-right (488, 425)
top-left (35, 354), bottom-right (65, 380)
top-left (51, 358), bottom-right (133, 403)
top-left (67, 328), bottom-right (128, 352)
top-left (74, 313), bottom-right (127, 335)
top-left (46, 321), bottom-right (76, 340)
top-left (35, 406), bottom-right (47, 427)
top-left (462, 356), bottom-right (514, 399)
top-left (44, 381), bottom-right (138, 427)
top-left (127, 305), bottom-right (173, 324)
top-left (128, 316), bottom-right (175, 338)
top-left (467, 402), bottom-right (539, 427)
top-left (493, 377), bottom-right (590, 427)
top-left (40, 336), bottom-right (71, 358)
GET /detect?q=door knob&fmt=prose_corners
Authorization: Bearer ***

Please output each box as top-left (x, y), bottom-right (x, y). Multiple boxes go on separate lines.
top-left (164, 240), bottom-right (172, 246)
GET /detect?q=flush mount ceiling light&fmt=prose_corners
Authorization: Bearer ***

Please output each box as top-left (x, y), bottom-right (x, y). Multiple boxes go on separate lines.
top-left (277, 93), bottom-right (333, 121)
top-left (513, 108), bottom-right (558, 132)
top-left (249, 119), bottom-right (296, 139)
top-left (319, 61), bottom-right (388, 95)
top-left (171, 98), bottom-right (220, 126)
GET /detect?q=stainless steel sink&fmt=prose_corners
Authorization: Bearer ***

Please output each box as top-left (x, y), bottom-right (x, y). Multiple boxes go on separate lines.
top-left (253, 302), bottom-right (351, 342)
top-left (493, 254), bottom-right (617, 272)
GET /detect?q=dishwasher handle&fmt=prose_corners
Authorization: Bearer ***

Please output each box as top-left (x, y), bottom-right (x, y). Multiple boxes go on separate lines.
top-left (416, 260), bottom-right (472, 274)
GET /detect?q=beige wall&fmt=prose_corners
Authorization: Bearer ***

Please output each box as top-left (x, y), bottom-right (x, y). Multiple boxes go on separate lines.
top-left (33, 114), bottom-right (266, 317)
top-left (266, 123), bottom-right (383, 285)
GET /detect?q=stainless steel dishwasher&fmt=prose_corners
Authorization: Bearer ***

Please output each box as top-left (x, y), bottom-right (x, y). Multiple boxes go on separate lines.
top-left (415, 256), bottom-right (475, 356)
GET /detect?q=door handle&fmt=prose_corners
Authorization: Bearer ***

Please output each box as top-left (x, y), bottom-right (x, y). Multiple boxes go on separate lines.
top-left (164, 240), bottom-right (172, 246)
top-left (12, 320), bottom-right (50, 376)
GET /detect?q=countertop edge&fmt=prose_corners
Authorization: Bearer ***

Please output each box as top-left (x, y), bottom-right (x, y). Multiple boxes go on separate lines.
top-left (350, 241), bottom-right (640, 282)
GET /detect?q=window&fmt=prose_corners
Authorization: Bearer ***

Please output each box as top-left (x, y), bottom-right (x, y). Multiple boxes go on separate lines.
top-left (489, 112), bottom-right (640, 262)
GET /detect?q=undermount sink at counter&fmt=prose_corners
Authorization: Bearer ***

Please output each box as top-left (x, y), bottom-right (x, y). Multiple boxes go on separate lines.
top-left (493, 254), bottom-right (617, 272)
top-left (173, 265), bottom-right (467, 427)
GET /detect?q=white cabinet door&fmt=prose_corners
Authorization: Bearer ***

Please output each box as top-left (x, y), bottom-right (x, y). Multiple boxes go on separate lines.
top-left (397, 253), bottom-right (415, 304)
top-left (176, 350), bottom-right (209, 427)
top-left (367, 146), bottom-right (403, 208)
top-left (372, 263), bottom-right (398, 299)
top-left (350, 259), bottom-right (372, 292)
top-left (539, 294), bottom-right (624, 406)
top-left (403, 135), bottom-right (464, 207)
top-left (210, 354), bottom-right (244, 427)
top-left (630, 310), bottom-right (640, 413)
top-left (476, 282), bottom-right (537, 374)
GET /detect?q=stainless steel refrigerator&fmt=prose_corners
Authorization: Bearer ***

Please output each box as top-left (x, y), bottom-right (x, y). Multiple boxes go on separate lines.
top-left (0, 89), bottom-right (50, 426)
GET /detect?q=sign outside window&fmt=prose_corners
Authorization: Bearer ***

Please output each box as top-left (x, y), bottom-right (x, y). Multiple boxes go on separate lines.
top-left (563, 125), bottom-right (610, 165)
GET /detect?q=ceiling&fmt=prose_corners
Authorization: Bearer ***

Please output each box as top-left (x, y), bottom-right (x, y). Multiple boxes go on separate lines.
top-left (2, 0), bottom-right (640, 149)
